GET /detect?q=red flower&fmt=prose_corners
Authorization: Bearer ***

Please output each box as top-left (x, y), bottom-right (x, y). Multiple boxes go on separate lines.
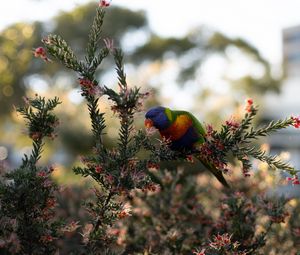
top-left (46, 198), bottom-right (56, 209)
top-left (118, 210), bottom-right (131, 219)
top-left (147, 162), bottom-right (159, 170)
top-left (205, 124), bottom-right (214, 137)
top-left (291, 116), bottom-right (300, 128)
top-left (30, 132), bottom-right (42, 141)
top-left (33, 47), bottom-right (50, 62)
top-left (193, 249), bottom-right (206, 255)
top-left (199, 144), bottom-right (212, 158)
top-left (213, 159), bottom-right (226, 171)
top-left (209, 233), bottom-right (232, 249)
top-left (78, 78), bottom-right (94, 88)
top-left (186, 155), bottom-right (194, 163)
top-left (286, 175), bottom-right (300, 185)
top-left (246, 98), bottom-right (253, 105)
top-left (142, 183), bottom-right (158, 192)
top-left (215, 139), bottom-right (224, 150)
top-left (95, 165), bottom-right (103, 173)
top-left (40, 234), bottom-right (53, 243)
top-left (225, 117), bottom-right (240, 130)
top-left (245, 98), bottom-right (254, 113)
top-left (42, 208), bottom-right (55, 220)
top-left (37, 171), bottom-right (47, 178)
top-left (99, 0), bottom-right (111, 7)
top-left (78, 78), bottom-right (103, 96)
top-left (34, 47), bottom-right (46, 57)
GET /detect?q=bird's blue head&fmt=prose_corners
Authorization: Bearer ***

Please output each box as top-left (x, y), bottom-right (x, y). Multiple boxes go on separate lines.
top-left (145, 106), bottom-right (172, 130)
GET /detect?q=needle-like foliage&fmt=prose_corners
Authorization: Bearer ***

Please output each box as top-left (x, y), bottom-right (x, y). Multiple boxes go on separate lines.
top-left (0, 96), bottom-right (62, 254)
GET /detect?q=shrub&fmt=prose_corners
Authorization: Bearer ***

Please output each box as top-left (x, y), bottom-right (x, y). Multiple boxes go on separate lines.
top-left (0, 96), bottom-right (62, 254)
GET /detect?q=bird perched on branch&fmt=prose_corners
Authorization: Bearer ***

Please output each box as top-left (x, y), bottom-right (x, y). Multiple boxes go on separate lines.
top-left (145, 106), bottom-right (230, 188)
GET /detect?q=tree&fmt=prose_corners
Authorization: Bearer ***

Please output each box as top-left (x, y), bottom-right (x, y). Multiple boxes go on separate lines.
top-left (0, 3), bottom-right (281, 118)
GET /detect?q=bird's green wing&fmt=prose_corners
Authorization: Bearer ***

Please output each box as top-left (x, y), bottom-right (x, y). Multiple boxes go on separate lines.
top-left (186, 112), bottom-right (206, 136)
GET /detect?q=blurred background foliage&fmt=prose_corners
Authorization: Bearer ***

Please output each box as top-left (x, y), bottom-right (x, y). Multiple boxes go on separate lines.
top-left (0, 2), bottom-right (282, 172)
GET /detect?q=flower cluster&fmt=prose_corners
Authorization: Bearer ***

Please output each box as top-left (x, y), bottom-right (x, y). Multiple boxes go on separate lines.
top-left (78, 78), bottom-right (103, 97)
top-left (120, 169), bottom-right (292, 255)
top-left (208, 233), bottom-right (236, 250)
top-left (195, 99), bottom-right (299, 183)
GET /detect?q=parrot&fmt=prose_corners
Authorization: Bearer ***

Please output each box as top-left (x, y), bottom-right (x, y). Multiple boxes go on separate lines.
top-left (144, 106), bottom-right (230, 188)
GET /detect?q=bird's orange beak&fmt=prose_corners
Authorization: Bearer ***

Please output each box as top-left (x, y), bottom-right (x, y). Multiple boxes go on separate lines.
top-left (144, 119), bottom-right (153, 129)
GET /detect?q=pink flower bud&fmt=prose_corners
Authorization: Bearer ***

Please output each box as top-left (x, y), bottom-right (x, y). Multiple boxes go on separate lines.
top-left (95, 165), bottom-right (103, 173)
top-left (33, 47), bottom-right (51, 62)
top-left (245, 98), bottom-right (254, 113)
top-left (99, 0), bottom-right (111, 7)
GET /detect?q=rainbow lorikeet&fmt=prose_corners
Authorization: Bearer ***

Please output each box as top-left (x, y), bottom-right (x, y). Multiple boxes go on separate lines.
top-left (145, 106), bottom-right (230, 188)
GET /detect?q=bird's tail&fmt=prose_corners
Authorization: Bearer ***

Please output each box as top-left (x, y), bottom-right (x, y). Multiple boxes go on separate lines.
top-left (196, 156), bottom-right (230, 189)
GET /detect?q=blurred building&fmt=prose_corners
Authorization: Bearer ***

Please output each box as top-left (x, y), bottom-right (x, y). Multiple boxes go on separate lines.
top-left (264, 25), bottom-right (300, 170)
top-left (283, 25), bottom-right (300, 78)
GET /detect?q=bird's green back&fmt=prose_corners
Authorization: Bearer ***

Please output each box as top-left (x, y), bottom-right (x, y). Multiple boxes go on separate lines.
top-left (172, 110), bottom-right (206, 134)
top-left (171, 109), bottom-right (206, 143)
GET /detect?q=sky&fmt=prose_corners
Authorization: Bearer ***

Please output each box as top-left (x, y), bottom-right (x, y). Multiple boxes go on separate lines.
top-left (1, 0), bottom-right (300, 67)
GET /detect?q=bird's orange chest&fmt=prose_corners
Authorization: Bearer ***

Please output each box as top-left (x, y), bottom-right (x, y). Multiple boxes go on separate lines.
top-left (159, 115), bottom-right (193, 141)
